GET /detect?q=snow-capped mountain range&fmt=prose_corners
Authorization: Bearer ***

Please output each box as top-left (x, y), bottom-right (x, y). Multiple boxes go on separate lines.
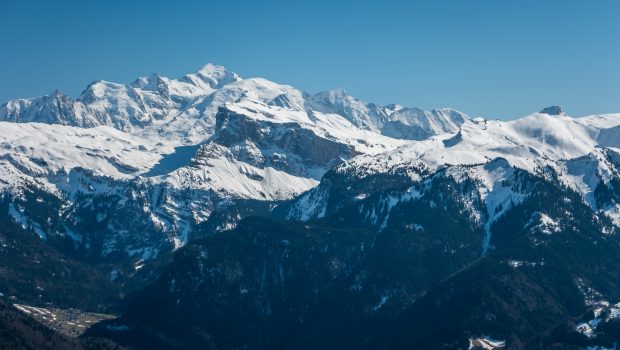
top-left (2, 64), bottom-right (620, 263)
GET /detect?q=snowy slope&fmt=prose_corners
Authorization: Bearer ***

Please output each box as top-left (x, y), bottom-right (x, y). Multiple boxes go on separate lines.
top-left (284, 110), bottom-right (620, 254)
top-left (305, 88), bottom-right (469, 139)
top-left (0, 122), bottom-right (169, 180)
top-left (0, 90), bottom-right (99, 127)
top-left (341, 112), bottom-right (620, 178)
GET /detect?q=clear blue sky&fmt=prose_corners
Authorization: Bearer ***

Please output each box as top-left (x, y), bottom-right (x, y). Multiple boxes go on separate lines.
top-left (1, 0), bottom-right (619, 119)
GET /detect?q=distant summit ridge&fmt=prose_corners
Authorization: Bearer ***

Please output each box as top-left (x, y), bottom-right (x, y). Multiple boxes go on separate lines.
top-left (0, 63), bottom-right (469, 143)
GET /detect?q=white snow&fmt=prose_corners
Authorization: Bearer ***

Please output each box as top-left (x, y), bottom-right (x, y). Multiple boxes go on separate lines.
top-left (0, 121), bottom-right (168, 179)
top-left (577, 322), bottom-right (595, 338)
top-left (538, 213), bottom-right (561, 235)
top-left (2, 63), bottom-right (620, 259)
top-left (608, 303), bottom-right (620, 321)
top-left (468, 336), bottom-right (506, 349)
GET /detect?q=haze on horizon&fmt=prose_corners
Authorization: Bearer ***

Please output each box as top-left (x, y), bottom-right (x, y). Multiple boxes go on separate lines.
top-left (0, 0), bottom-right (618, 120)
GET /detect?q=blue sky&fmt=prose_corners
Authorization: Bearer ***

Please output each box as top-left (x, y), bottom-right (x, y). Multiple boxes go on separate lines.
top-left (1, 0), bottom-right (619, 119)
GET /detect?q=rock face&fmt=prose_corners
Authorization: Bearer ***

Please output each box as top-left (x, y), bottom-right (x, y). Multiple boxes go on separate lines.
top-left (211, 107), bottom-right (357, 178)
top-left (539, 105), bottom-right (564, 116)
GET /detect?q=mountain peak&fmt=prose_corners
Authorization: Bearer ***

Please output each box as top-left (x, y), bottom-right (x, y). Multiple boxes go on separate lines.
top-left (311, 88), bottom-right (357, 105)
top-left (130, 73), bottom-right (167, 91)
top-left (196, 63), bottom-right (226, 74)
top-left (196, 63), bottom-right (240, 80)
top-left (184, 63), bottom-right (241, 89)
top-left (326, 88), bottom-right (350, 98)
top-left (539, 105), bottom-right (565, 116)
top-left (50, 89), bottom-right (71, 100)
